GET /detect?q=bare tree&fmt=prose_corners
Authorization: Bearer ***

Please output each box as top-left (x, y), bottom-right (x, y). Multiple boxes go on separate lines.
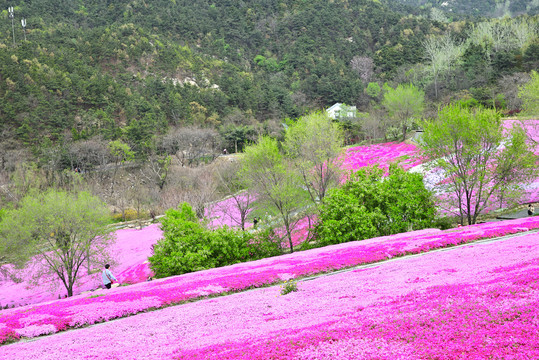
top-left (108, 140), bottom-right (135, 196)
top-left (182, 168), bottom-right (218, 218)
top-left (159, 166), bottom-right (218, 217)
top-left (350, 56), bottom-right (374, 83)
top-left (66, 138), bottom-right (111, 174)
top-left (362, 113), bottom-right (384, 141)
top-left (140, 154), bottom-right (172, 190)
top-left (214, 161), bottom-right (256, 230)
top-left (497, 72), bottom-right (531, 111)
top-left (423, 34), bottom-right (467, 98)
top-left (158, 127), bottom-right (220, 167)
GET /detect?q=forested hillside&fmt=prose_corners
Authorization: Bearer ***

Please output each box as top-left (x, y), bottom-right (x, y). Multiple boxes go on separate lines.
top-left (0, 0), bottom-right (537, 173)
top-left (395, 0), bottom-right (539, 17)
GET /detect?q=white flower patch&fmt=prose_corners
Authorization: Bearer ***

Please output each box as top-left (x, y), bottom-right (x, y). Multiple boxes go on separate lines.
top-left (185, 285), bottom-right (229, 296)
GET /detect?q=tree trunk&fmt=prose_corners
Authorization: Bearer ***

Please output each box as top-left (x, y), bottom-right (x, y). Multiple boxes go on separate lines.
top-left (284, 221), bottom-right (294, 253)
top-left (87, 248), bottom-right (91, 275)
top-left (402, 123), bottom-right (407, 141)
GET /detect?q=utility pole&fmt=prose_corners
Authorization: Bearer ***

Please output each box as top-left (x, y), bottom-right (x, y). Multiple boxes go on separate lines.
top-left (21, 18), bottom-right (26, 41)
top-left (8, 6), bottom-right (15, 46)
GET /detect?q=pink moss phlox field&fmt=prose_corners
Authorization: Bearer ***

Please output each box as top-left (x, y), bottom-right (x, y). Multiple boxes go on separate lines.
top-left (3, 231), bottom-right (539, 359)
top-left (418, 119), bottom-right (539, 210)
top-left (342, 142), bottom-right (421, 174)
top-left (2, 217), bottom-right (539, 345)
top-left (0, 224), bottom-right (162, 308)
top-left (205, 194), bottom-right (255, 229)
top-left (275, 216), bottom-right (316, 249)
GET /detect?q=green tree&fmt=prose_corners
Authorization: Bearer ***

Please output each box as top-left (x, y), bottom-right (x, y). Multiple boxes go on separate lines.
top-left (313, 165), bottom-right (435, 248)
top-left (241, 136), bottom-right (309, 252)
top-left (519, 70), bottom-right (539, 116)
top-left (219, 124), bottom-right (256, 153)
top-left (214, 161), bottom-right (256, 231)
top-left (0, 190), bottom-right (114, 297)
top-left (283, 111), bottom-right (344, 203)
top-left (382, 83), bottom-right (425, 141)
top-left (149, 203), bottom-right (211, 277)
top-left (421, 105), bottom-right (538, 225)
top-left (365, 82), bottom-right (381, 99)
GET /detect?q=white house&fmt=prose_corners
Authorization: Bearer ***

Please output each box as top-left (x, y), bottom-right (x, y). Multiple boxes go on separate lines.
top-left (326, 103), bottom-right (357, 119)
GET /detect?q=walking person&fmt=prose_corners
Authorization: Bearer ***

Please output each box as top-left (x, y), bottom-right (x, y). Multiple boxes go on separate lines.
top-left (528, 204), bottom-right (535, 216)
top-left (102, 264), bottom-right (117, 289)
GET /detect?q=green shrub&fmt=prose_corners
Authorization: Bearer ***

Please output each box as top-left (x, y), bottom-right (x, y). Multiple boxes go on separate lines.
top-left (280, 279), bottom-right (298, 295)
top-left (312, 165), bottom-right (436, 248)
top-left (149, 203), bottom-right (283, 278)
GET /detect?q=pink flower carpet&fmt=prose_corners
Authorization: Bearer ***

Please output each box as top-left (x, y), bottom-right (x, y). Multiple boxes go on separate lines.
top-left (0, 224), bottom-right (163, 308)
top-left (1, 217), bottom-right (538, 347)
top-left (2, 224), bottom-right (538, 359)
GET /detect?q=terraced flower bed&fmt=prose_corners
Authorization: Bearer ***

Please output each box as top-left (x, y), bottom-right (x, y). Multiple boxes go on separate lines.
top-left (2, 226), bottom-right (539, 359)
top-left (342, 142), bottom-right (421, 173)
top-left (1, 216), bottom-right (539, 346)
top-left (0, 224), bottom-right (162, 308)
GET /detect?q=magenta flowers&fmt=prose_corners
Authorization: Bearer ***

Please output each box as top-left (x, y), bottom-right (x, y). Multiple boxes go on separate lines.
top-left (0, 224), bottom-right (163, 309)
top-left (1, 216), bottom-right (539, 346)
top-left (2, 225), bottom-right (539, 359)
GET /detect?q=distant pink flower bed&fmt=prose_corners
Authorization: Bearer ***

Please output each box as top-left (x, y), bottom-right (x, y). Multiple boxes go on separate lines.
top-left (205, 194), bottom-right (254, 229)
top-left (504, 119), bottom-right (539, 143)
top-left (3, 227), bottom-right (539, 359)
top-left (1, 217), bottom-right (539, 345)
top-left (342, 142), bottom-right (421, 173)
top-left (0, 224), bottom-right (163, 308)
top-left (206, 122), bottom-right (539, 231)
top-left (419, 119), bottom-right (539, 211)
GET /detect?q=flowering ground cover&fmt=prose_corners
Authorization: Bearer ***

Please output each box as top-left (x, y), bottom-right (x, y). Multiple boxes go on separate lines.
top-left (205, 121), bottom-right (539, 234)
top-left (2, 228), bottom-right (539, 359)
top-left (0, 224), bottom-right (162, 308)
top-left (1, 216), bottom-right (539, 346)
top-left (204, 194), bottom-right (254, 229)
top-left (342, 142), bottom-right (421, 173)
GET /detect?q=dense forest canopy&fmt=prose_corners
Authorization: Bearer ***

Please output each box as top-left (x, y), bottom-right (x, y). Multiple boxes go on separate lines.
top-left (0, 0), bottom-right (537, 166)
top-left (395, 0), bottom-right (539, 17)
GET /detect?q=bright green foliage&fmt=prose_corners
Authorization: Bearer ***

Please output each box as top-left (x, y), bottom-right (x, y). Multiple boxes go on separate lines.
top-left (421, 105), bottom-right (538, 225)
top-left (280, 279), bottom-right (298, 295)
top-left (0, 189), bottom-right (113, 296)
top-left (149, 203), bottom-right (281, 278)
top-left (519, 70), bottom-right (539, 115)
top-left (366, 82), bottom-right (381, 98)
top-left (313, 166), bottom-right (435, 248)
top-left (108, 140), bottom-right (135, 163)
top-left (382, 83), bottom-right (425, 141)
top-left (283, 111), bottom-right (344, 203)
top-left (241, 137), bottom-right (309, 253)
